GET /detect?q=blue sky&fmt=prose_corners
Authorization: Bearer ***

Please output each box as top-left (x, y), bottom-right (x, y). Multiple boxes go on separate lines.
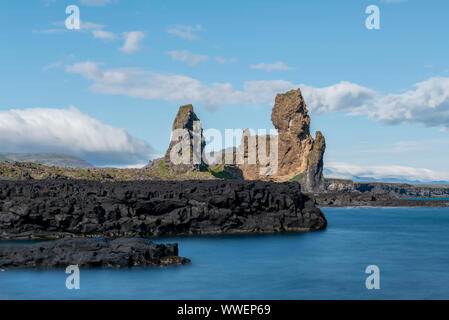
top-left (1, 0), bottom-right (449, 181)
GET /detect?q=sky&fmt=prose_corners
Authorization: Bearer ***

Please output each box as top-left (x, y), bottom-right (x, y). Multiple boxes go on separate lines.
top-left (1, 0), bottom-right (449, 182)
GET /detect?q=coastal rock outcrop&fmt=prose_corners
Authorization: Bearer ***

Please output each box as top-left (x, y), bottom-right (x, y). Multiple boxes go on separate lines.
top-left (163, 104), bottom-right (207, 174)
top-left (238, 89), bottom-right (326, 191)
top-left (323, 178), bottom-right (449, 198)
top-left (0, 180), bottom-right (327, 240)
top-left (312, 191), bottom-right (449, 207)
top-left (0, 238), bottom-right (190, 269)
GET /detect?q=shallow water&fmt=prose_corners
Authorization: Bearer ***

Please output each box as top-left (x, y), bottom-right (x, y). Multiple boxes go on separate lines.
top-left (1, 207), bottom-right (449, 300)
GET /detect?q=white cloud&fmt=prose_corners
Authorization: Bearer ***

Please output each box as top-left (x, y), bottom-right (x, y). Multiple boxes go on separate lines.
top-left (42, 61), bottom-right (63, 71)
top-left (167, 50), bottom-right (209, 66)
top-left (66, 62), bottom-right (449, 129)
top-left (301, 82), bottom-right (377, 114)
top-left (92, 29), bottom-right (117, 40)
top-left (66, 61), bottom-right (104, 79)
top-left (120, 31), bottom-right (145, 54)
top-left (0, 107), bottom-right (154, 166)
top-left (32, 28), bottom-right (66, 34)
top-left (167, 24), bottom-right (203, 40)
top-left (66, 62), bottom-right (296, 109)
top-left (215, 56), bottom-right (237, 64)
top-left (79, 21), bottom-right (105, 31)
top-left (366, 77), bottom-right (449, 128)
top-left (79, 0), bottom-right (112, 6)
top-left (325, 162), bottom-right (449, 183)
top-left (33, 20), bottom-right (105, 35)
top-left (250, 61), bottom-right (292, 72)
top-left (66, 61), bottom-right (372, 111)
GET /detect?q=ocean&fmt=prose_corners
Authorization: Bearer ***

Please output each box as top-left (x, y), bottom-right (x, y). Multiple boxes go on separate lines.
top-left (1, 207), bottom-right (449, 300)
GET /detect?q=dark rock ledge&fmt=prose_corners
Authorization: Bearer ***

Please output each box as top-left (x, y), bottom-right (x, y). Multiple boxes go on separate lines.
top-left (0, 238), bottom-right (190, 270)
top-left (311, 192), bottom-right (449, 207)
top-left (0, 180), bottom-right (327, 240)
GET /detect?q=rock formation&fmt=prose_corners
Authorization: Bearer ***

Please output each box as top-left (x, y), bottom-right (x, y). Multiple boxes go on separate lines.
top-left (312, 191), bottom-right (449, 207)
top-left (163, 104), bottom-right (207, 174)
top-left (0, 180), bottom-right (327, 240)
top-left (323, 178), bottom-right (449, 198)
top-left (238, 89), bottom-right (326, 191)
top-left (0, 238), bottom-right (190, 269)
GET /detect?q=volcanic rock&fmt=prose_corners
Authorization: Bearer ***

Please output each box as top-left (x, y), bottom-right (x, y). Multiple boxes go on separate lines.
top-left (0, 238), bottom-right (190, 269)
top-left (0, 179), bottom-right (327, 240)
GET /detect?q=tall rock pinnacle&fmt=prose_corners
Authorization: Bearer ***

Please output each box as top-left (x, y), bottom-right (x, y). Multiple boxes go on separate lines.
top-left (163, 104), bottom-right (207, 174)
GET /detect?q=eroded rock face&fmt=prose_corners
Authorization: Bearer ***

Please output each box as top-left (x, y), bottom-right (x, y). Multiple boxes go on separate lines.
top-left (163, 104), bottom-right (207, 174)
top-left (0, 180), bottom-right (327, 240)
top-left (0, 238), bottom-right (190, 269)
top-left (239, 89), bottom-right (326, 191)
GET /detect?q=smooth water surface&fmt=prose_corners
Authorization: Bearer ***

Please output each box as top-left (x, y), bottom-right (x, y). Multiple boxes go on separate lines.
top-left (1, 207), bottom-right (449, 299)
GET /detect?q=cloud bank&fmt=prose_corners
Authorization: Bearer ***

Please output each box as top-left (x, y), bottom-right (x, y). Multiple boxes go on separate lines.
top-left (0, 107), bottom-right (154, 166)
top-left (325, 162), bottom-right (449, 183)
top-left (66, 61), bottom-right (449, 129)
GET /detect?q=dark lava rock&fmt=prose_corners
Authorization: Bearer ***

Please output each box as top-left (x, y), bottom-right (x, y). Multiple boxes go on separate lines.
top-left (0, 180), bottom-right (326, 240)
top-left (0, 238), bottom-right (190, 269)
top-left (323, 178), bottom-right (449, 199)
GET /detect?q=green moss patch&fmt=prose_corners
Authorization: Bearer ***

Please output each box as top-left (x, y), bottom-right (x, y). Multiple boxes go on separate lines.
top-left (289, 172), bottom-right (305, 182)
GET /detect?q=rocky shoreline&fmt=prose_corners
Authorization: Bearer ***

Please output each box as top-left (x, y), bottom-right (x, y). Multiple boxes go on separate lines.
top-left (0, 238), bottom-right (190, 270)
top-left (323, 178), bottom-right (449, 199)
top-left (312, 191), bottom-right (449, 207)
top-left (0, 179), bottom-right (327, 240)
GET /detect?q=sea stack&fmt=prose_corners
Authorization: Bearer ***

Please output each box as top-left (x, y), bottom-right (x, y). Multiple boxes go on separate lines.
top-left (238, 88), bottom-right (326, 191)
top-left (163, 104), bottom-right (207, 174)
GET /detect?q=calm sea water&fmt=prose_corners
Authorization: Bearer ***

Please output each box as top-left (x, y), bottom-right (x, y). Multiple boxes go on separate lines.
top-left (1, 207), bottom-right (449, 300)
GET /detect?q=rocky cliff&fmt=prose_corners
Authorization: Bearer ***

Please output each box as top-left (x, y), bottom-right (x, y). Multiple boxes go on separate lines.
top-left (0, 180), bottom-right (327, 240)
top-left (238, 89), bottom-right (326, 191)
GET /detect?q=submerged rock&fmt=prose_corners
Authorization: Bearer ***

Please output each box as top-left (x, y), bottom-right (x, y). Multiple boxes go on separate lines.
top-left (0, 238), bottom-right (190, 269)
top-left (0, 179), bottom-right (327, 240)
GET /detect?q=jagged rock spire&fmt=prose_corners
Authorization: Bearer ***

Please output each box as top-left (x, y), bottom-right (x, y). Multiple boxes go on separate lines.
top-left (163, 104), bottom-right (207, 174)
top-left (239, 88), bottom-right (326, 191)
